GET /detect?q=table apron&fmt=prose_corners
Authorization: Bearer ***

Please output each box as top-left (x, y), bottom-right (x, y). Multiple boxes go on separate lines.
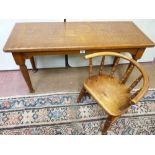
top-left (21, 48), bottom-right (142, 59)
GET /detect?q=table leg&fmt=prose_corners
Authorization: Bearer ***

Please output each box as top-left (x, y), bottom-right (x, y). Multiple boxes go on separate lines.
top-left (133, 48), bottom-right (145, 61)
top-left (65, 55), bottom-right (70, 67)
top-left (12, 53), bottom-right (35, 93)
top-left (30, 56), bottom-right (38, 72)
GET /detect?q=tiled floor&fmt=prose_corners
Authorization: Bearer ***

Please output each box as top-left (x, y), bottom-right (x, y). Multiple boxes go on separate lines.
top-left (0, 62), bottom-right (155, 97)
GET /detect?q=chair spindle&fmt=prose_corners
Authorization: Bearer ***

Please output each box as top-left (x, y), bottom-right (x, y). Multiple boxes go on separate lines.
top-left (130, 89), bottom-right (141, 100)
top-left (99, 56), bottom-right (105, 75)
top-left (110, 57), bottom-right (120, 77)
top-left (128, 75), bottom-right (143, 92)
top-left (121, 62), bottom-right (134, 84)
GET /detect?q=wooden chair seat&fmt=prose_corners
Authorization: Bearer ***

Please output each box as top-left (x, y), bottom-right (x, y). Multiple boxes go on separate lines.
top-left (84, 75), bottom-right (130, 116)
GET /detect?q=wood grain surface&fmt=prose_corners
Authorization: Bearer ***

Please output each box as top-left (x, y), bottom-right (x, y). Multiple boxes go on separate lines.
top-left (77, 51), bottom-right (149, 134)
top-left (3, 21), bottom-right (154, 52)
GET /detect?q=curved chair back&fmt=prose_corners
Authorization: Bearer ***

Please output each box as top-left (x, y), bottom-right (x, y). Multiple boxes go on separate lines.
top-left (85, 52), bottom-right (149, 104)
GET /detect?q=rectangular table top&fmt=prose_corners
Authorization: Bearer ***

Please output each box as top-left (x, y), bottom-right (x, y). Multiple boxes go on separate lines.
top-left (3, 21), bottom-right (155, 52)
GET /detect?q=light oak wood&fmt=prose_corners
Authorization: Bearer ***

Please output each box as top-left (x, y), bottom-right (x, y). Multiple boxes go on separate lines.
top-left (121, 63), bottom-right (134, 84)
top-left (128, 75), bottom-right (143, 92)
top-left (77, 52), bottom-right (149, 134)
top-left (77, 87), bottom-right (86, 103)
top-left (110, 57), bottom-right (120, 77)
top-left (4, 22), bottom-right (154, 52)
top-left (12, 53), bottom-right (34, 93)
top-left (85, 52), bottom-right (149, 104)
top-left (99, 56), bottom-right (105, 75)
top-left (84, 75), bottom-right (130, 116)
top-left (3, 21), bottom-right (154, 92)
top-left (101, 115), bottom-right (119, 135)
top-left (21, 48), bottom-right (144, 57)
top-left (130, 89), bottom-right (142, 100)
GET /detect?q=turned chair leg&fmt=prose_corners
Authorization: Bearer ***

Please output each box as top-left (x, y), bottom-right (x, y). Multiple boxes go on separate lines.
top-left (101, 115), bottom-right (119, 135)
top-left (77, 86), bottom-right (86, 103)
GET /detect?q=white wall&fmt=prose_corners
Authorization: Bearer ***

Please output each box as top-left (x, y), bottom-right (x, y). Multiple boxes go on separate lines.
top-left (133, 19), bottom-right (155, 62)
top-left (0, 19), bottom-right (155, 70)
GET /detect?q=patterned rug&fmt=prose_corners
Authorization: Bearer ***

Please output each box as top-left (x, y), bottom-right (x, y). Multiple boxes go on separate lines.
top-left (0, 89), bottom-right (155, 135)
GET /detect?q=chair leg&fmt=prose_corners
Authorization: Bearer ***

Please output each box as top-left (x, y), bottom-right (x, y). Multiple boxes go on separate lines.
top-left (77, 86), bottom-right (86, 103)
top-left (101, 115), bottom-right (119, 135)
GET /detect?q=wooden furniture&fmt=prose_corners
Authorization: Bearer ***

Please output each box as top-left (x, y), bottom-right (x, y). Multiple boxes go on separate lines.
top-left (77, 52), bottom-right (149, 134)
top-left (3, 21), bottom-right (154, 92)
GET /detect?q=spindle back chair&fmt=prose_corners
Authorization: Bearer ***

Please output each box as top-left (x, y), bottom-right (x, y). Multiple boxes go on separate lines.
top-left (77, 52), bottom-right (149, 134)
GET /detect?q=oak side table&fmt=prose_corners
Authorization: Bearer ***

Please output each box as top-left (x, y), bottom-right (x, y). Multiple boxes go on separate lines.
top-left (3, 21), bottom-right (155, 92)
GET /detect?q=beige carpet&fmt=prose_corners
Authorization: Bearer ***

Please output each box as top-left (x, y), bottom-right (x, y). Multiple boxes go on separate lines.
top-left (29, 62), bottom-right (155, 94)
